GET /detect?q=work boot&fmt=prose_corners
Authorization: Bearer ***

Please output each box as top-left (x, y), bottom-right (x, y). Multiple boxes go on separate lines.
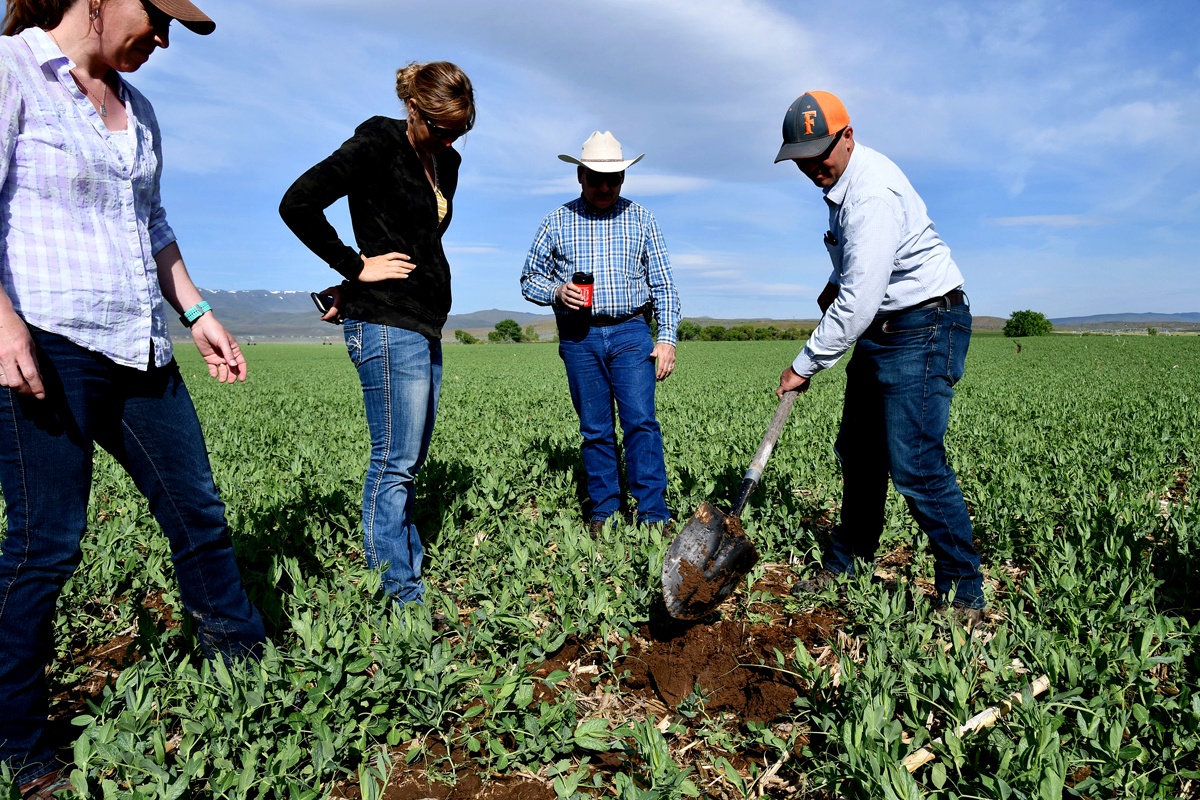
top-left (791, 568), bottom-right (839, 597)
top-left (19, 769), bottom-right (74, 799)
top-left (588, 519), bottom-right (607, 539)
top-left (936, 602), bottom-right (987, 631)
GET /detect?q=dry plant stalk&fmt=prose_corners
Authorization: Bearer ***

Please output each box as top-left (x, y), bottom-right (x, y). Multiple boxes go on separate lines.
top-left (903, 674), bottom-right (1051, 772)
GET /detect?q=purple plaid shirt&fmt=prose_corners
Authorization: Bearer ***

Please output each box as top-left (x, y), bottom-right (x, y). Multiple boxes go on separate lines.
top-left (0, 27), bottom-right (176, 369)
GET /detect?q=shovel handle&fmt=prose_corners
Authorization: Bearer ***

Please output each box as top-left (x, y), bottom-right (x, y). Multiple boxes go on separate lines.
top-left (731, 390), bottom-right (799, 515)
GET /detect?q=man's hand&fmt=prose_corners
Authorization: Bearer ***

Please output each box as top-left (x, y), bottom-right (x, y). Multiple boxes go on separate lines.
top-left (358, 252), bottom-right (416, 283)
top-left (191, 314), bottom-right (247, 384)
top-left (776, 366), bottom-right (809, 399)
top-left (817, 282), bottom-right (840, 315)
top-left (556, 283), bottom-right (587, 311)
top-left (651, 343), bottom-right (676, 381)
top-left (319, 285), bottom-right (344, 324)
top-left (0, 303), bottom-right (44, 399)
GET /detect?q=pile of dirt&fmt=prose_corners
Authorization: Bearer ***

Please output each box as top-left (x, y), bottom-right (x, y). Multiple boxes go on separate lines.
top-left (618, 609), bottom-right (841, 723)
top-left (381, 770), bottom-right (554, 800)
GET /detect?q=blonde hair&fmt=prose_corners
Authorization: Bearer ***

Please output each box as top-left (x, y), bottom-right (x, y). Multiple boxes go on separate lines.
top-left (395, 61), bottom-right (475, 130)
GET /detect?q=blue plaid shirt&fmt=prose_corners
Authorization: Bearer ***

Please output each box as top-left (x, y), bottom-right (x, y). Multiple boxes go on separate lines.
top-left (521, 196), bottom-right (681, 346)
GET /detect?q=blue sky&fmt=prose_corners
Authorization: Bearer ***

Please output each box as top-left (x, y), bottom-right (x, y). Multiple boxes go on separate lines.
top-left (132, 0), bottom-right (1199, 319)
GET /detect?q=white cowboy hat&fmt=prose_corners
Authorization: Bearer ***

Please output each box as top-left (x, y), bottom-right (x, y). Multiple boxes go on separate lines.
top-left (557, 131), bottom-right (644, 173)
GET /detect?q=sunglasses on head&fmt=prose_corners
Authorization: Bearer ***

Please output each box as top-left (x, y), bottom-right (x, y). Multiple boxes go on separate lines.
top-left (417, 107), bottom-right (472, 141)
top-left (584, 169), bottom-right (624, 188)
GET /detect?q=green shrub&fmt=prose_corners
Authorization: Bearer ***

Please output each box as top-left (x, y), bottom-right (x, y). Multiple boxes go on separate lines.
top-left (1003, 310), bottom-right (1053, 337)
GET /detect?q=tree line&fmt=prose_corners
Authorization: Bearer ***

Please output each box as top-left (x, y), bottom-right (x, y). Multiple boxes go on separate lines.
top-left (458, 310), bottom-right (1069, 344)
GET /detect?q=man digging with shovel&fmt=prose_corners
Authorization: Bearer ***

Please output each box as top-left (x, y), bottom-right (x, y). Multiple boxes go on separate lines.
top-left (773, 92), bottom-right (987, 627)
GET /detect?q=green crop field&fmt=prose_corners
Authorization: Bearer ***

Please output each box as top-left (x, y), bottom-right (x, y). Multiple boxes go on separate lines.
top-left (1, 336), bottom-right (1198, 799)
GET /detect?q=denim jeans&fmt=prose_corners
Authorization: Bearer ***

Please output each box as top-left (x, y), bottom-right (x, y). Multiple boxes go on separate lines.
top-left (0, 328), bottom-right (265, 784)
top-left (557, 315), bottom-right (670, 524)
top-left (344, 320), bottom-right (440, 604)
top-left (823, 304), bottom-right (985, 609)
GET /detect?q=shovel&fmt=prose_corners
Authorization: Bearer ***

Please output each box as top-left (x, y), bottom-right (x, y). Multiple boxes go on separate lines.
top-left (662, 390), bottom-right (799, 620)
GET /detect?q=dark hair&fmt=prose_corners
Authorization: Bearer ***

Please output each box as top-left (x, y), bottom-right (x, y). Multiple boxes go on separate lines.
top-left (2, 0), bottom-right (81, 36)
top-left (395, 61), bottom-right (475, 130)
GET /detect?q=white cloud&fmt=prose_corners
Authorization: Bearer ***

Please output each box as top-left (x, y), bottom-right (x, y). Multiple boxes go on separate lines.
top-left (990, 215), bottom-right (1116, 227)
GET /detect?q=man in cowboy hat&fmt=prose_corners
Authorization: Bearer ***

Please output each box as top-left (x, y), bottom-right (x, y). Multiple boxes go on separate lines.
top-left (773, 92), bottom-right (986, 627)
top-left (521, 131), bottom-right (681, 533)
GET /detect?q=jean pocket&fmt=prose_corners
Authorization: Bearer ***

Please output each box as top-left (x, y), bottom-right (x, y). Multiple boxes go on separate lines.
top-left (947, 323), bottom-right (971, 385)
top-left (344, 320), bottom-right (365, 368)
top-left (880, 319), bottom-right (936, 336)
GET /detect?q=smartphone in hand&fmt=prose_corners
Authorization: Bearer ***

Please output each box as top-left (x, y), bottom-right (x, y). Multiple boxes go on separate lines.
top-left (311, 292), bottom-right (335, 314)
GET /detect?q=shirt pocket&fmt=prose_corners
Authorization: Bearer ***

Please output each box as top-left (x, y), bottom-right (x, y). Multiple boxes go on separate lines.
top-left (824, 234), bottom-right (843, 275)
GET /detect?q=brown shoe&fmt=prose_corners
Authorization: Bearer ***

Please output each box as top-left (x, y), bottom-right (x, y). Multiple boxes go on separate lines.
top-left (588, 519), bottom-right (606, 538)
top-left (937, 602), bottom-right (987, 630)
top-left (791, 568), bottom-right (839, 597)
top-left (19, 769), bottom-right (74, 799)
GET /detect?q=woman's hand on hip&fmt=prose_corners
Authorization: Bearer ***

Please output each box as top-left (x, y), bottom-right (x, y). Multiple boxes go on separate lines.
top-left (191, 314), bottom-right (248, 384)
top-left (0, 302), bottom-right (45, 399)
top-left (357, 252), bottom-right (416, 282)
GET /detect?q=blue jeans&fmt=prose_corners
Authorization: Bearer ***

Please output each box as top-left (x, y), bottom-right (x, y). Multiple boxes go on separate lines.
top-left (0, 328), bottom-right (265, 784)
top-left (344, 320), bottom-right (440, 604)
top-left (823, 304), bottom-right (985, 609)
top-left (558, 315), bottom-right (669, 524)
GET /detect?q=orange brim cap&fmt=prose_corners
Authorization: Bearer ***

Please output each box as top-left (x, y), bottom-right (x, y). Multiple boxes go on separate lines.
top-left (774, 91), bottom-right (850, 162)
top-left (148, 0), bottom-right (215, 34)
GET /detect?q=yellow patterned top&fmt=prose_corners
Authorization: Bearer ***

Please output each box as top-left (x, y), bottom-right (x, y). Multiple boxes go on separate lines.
top-left (433, 160), bottom-right (447, 224)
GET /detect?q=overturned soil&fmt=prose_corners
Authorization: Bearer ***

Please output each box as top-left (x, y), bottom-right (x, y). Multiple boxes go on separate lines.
top-left (381, 770), bottom-right (554, 800)
top-left (619, 610), bottom-right (841, 722)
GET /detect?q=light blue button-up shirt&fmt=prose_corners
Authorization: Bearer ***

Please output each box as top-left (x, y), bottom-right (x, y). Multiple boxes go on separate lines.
top-left (792, 143), bottom-right (964, 378)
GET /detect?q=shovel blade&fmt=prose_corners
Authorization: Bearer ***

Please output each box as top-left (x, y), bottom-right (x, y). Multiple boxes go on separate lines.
top-left (661, 501), bottom-right (760, 620)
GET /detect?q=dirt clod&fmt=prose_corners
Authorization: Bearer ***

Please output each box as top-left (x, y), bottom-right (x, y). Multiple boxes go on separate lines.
top-left (619, 610), bottom-right (839, 723)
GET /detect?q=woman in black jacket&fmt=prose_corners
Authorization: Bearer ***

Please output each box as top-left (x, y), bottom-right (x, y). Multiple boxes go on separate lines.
top-left (279, 61), bottom-right (474, 607)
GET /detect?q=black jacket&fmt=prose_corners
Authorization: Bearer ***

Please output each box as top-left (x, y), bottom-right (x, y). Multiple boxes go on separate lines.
top-left (279, 116), bottom-right (459, 340)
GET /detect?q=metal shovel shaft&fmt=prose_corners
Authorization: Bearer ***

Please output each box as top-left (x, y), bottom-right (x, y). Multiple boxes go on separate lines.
top-left (662, 390), bottom-right (800, 619)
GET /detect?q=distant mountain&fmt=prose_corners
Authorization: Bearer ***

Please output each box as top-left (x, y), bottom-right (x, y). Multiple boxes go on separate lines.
top-left (183, 291), bottom-right (1197, 340)
top-left (445, 308), bottom-right (553, 329)
top-left (1050, 312), bottom-right (1200, 325)
top-left (178, 291), bottom-right (555, 342)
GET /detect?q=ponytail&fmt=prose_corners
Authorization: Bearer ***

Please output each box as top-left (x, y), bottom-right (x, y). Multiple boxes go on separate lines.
top-left (2, 0), bottom-right (80, 37)
top-left (395, 60), bottom-right (476, 130)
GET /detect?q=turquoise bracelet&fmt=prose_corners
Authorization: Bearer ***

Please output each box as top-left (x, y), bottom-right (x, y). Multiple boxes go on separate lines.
top-left (179, 300), bottom-right (212, 328)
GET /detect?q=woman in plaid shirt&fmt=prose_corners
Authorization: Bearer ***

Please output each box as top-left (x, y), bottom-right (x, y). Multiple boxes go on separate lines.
top-left (0, 0), bottom-right (264, 792)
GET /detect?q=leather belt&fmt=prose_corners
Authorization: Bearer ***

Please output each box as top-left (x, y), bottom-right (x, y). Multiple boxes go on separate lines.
top-left (565, 306), bottom-right (649, 328)
top-left (903, 288), bottom-right (968, 313)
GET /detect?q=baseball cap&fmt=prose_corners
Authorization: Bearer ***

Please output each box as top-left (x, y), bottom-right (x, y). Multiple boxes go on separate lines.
top-left (148, 0), bottom-right (215, 35)
top-left (774, 91), bottom-right (850, 163)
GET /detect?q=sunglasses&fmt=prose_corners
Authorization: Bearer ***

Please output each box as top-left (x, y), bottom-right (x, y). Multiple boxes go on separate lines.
top-left (142, 0), bottom-right (173, 29)
top-left (417, 107), bottom-right (472, 141)
top-left (584, 169), bottom-right (624, 188)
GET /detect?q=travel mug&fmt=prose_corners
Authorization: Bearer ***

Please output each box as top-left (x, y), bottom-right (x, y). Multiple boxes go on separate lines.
top-left (571, 272), bottom-right (594, 307)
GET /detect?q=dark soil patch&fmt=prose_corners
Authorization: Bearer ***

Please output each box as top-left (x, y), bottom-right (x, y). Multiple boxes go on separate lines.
top-left (618, 610), bottom-right (841, 723)
top-left (381, 769), bottom-right (554, 800)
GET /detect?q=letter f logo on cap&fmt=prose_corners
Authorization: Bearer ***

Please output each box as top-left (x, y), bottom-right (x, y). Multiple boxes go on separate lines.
top-left (774, 91), bottom-right (851, 163)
